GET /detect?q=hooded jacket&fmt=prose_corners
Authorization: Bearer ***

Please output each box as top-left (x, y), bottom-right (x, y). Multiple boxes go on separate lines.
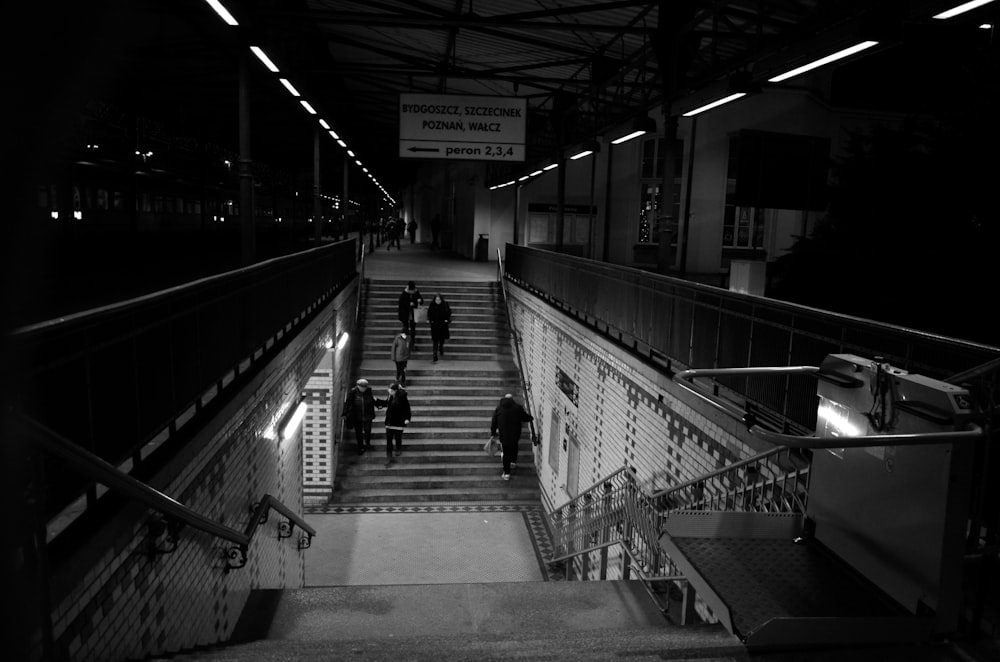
top-left (490, 396), bottom-right (533, 445)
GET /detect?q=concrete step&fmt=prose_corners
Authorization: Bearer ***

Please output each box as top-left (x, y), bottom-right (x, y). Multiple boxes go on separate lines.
top-left (198, 583), bottom-right (738, 662)
top-left (340, 437), bottom-right (533, 449)
top-left (332, 486), bottom-right (540, 503)
top-left (338, 460), bottom-right (535, 476)
top-left (337, 473), bottom-right (535, 490)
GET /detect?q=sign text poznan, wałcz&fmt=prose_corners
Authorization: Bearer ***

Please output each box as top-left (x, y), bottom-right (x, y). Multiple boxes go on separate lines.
top-left (399, 93), bottom-right (526, 162)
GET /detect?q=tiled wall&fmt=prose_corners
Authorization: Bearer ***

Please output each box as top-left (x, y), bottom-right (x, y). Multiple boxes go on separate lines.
top-left (39, 293), bottom-right (349, 662)
top-left (507, 283), bottom-right (768, 510)
top-left (303, 290), bottom-right (358, 502)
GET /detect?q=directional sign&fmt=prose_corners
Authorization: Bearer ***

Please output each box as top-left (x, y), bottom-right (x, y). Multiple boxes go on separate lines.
top-left (399, 93), bottom-right (526, 162)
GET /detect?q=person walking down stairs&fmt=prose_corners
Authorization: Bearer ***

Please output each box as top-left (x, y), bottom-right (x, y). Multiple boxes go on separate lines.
top-left (376, 381), bottom-right (411, 465)
top-left (342, 378), bottom-right (376, 455)
top-left (391, 330), bottom-right (411, 386)
top-left (490, 393), bottom-right (534, 481)
top-left (427, 293), bottom-right (451, 362)
top-left (397, 280), bottom-right (424, 348)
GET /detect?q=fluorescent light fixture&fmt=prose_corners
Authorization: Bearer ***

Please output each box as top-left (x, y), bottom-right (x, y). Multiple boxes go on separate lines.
top-left (518, 175), bottom-right (530, 181)
top-left (981, 22), bottom-right (994, 28)
top-left (934, 0), bottom-right (996, 19)
top-left (355, 160), bottom-right (363, 166)
top-left (249, 46), bottom-right (279, 73)
top-left (329, 130), bottom-right (340, 140)
top-left (504, 180), bottom-right (516, 186)
top-left (767, 40), bottom-right (879, 82)
top-left (281, 401), bottom-right (309, 440)
top-left (336, 332), bottom-right (349, 350)
top-left (278, 78), bottom-right (300, 97)
top-left (682, 92), bottom-right (747, 117)
top-left (337, 140), bottom-right (347, 148)
top-left (569, 149), bottom-right (593, 160)
top-left (300, 100), bottom-right (317, 115)
top-left (530, 169), bottom-right (543, 177)
top-left (611, 130), bottom-right (647, 145)
top-left (362, 167), bottom-right (369, 173)
top-left (204, 0), bottom-right (238, 26)
top-left (543, 163), bottom-right (558, 171)
top-left (347, 149), bottom-right (356, 157)
top-left (319, 119), bottom-right (330, 130)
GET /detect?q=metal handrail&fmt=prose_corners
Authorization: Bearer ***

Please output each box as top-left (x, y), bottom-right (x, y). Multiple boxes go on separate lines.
top-left (649, 445), bottom-right (790, 501)
top-left (497, 248), bottom-right (538, 444)
top-left (673, 367), bottom-right (985, 448)
top-left (14, 409), bottom-right (314, 554)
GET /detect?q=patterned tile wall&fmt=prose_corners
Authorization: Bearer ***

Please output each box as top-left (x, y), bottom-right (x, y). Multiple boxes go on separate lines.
top-left (304, 292), bottom-right (357, 503)
top-left (40, 294), bottom-right (348, 662)
top-left (508, 284), bottom-right (762, 507)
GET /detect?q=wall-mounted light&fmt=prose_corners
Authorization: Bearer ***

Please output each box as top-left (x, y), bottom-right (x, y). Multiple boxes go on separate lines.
top-left (281, 400), bottom-right (309, 441)
top-left (337, 332), bottom-right (349, 351)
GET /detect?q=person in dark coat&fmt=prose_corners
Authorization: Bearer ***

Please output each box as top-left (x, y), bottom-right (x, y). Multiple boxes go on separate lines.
top-left (386, 218), bottom-right (401, 250)
top-left (397, 281), bottom-right (423, 347)
top-left (376, 381), bottom-right (411, 463)
top-left (390, 330), bottom-right (412, 386)
top-left (427, 293), bottom-right (451, 362)
top-left (490, 393), bottom-right (534, 480)
top-left (342, 378), bottom-right (376, 454)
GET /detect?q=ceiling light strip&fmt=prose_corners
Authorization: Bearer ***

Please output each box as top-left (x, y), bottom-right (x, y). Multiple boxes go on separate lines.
top-left (767, 40), bottom-right (879, 83)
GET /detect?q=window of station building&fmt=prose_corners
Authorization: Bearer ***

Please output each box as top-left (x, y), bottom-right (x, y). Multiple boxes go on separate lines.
top-left (636, 137), bottom-right (683, 244)
top-left (722, 135), bottom-right (765, 250)
top-left (526, 203), bottom-right (594, 254)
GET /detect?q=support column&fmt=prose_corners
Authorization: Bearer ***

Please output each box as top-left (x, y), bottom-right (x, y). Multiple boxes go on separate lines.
top-left (238, 53), bottom-right (255, 266)
top-left (313, 128), bottom-right (322, 242)
top-left (680, 116), bottom-right (697, 277)
top-left (342, 155), bottom-right (349, 241)
top-left (555, 156), bottom-right (566, 252)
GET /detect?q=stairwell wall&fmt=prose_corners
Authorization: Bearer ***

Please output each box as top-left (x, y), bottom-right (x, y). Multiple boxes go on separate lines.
top-left (39, 289), bottom-right (354, 662)
top-left (506, 282), bottom-right (767, 510)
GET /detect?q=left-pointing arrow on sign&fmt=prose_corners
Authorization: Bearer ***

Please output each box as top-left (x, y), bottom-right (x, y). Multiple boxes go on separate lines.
top-left (408, 146), bottom-right (440, 153)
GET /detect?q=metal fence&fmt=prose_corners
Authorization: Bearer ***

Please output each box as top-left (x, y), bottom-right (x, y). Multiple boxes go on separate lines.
top-left (8, 240), bottom-right (357, 515)
top-left (504, 245), bottom-right (1000, 432)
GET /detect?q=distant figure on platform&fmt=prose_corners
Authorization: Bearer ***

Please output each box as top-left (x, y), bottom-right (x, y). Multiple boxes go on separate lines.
top-left (397, 281), bottom-right (424, 347)
top-left (407, 218), bottom-right (418, 244)
top-left (430, 213), bottom-right (441, 250)
top-left (376, 381), bottom-right (411, 463)
top-left (427, 293), bottom-right (451, 362)
top-left (391, 329), bottom-right (412, 386)
top-left (386, 218), bottom-right (402, 250)
top-left (490, 393), bottom-right (534, 480)
top-left (342, 378), bottom-right (377, 455)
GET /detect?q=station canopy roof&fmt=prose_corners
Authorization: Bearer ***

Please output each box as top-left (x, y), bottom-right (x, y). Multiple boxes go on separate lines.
top-left (21, 0), bottom-right (1000, 198)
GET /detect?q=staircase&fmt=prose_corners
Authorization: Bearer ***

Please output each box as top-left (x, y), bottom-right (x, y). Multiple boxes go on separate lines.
top-left (332, 278), bottom-right (540, 505)
top-left (156, 581), bottom-right (738, 661)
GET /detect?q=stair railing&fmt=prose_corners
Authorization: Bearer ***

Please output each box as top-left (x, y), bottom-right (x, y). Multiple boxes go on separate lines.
top-left (544, 366), bottom-right (985, 615)
top-left (14, 409), bottom-right (316, 570)
top-left (497, 248), bottom-right (538, 444)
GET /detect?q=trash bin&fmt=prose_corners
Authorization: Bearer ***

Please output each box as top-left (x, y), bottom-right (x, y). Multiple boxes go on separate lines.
top-left (475, 233), bottom-right (489, 261)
